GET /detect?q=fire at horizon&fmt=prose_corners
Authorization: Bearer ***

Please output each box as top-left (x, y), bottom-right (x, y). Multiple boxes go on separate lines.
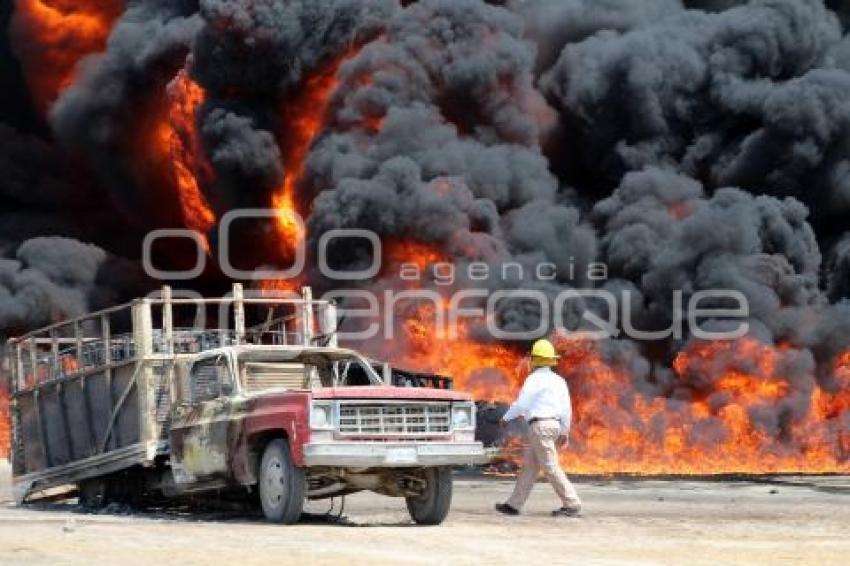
top-left (368, 244), bottom-right (850, 475)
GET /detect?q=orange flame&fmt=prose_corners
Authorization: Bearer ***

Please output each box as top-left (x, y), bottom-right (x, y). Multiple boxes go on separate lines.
top-left (554, 336), bottom-right (850, 474)
top-left (59, 354), bottom-right (79, 375)
top-left (258, 278), bottom-right (302, 294)
top-left (162, 69), bottom-right (216, 240)
top-left (383, 240), bottom-right (447, 280)
top-left (397, 297), bottom-right (525, 402)
top-left (372, 240), bottom-right (850, 473)
top-left (144, 69), bottom-right (216, 248)
top-left (0, 384), bottom-right (8, 458)
top-left (376, 241), bottom-right (525, 402)
top-left (667, 202), bottom-right (692, 220)
top-left (272, 50), bottom-right (355, 261)
top-left (272, 189), bottom-right (305, 261)
top-left (13, 0), bottom-right (123, 114)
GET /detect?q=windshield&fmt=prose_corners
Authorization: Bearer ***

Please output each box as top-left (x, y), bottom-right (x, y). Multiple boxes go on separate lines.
top-left (237, 350), bottom-right (383, 392)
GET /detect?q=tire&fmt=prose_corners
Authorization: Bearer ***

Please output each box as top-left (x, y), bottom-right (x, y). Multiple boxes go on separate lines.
top-left (405, 467), bottom-right (453, 525)
top-left (78, 478), bottom-right (108, 510)
top-left (79, 470), bottom-right (145, 510)
top-left (106, 469), bottom-right (145, 508)
top-left (258, 438), bottom-right (305, 524)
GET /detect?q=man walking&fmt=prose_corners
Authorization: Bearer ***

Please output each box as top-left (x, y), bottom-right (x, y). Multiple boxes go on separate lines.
top-left (495, 339), bottom-right (582, 517)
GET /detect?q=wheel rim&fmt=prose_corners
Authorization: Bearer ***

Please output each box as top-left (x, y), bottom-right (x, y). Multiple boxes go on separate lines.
top-left (263, 456), bottom-right (286, 508)
top-left (412, 470), bottom-right (433, 505)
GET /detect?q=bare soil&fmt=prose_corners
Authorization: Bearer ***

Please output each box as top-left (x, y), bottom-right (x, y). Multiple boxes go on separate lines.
top-left (0, 461), bottom-right (847, 565)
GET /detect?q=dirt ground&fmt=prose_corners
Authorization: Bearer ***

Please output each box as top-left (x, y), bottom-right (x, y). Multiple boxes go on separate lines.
top-left (0, 460), bottom-right (847, 565)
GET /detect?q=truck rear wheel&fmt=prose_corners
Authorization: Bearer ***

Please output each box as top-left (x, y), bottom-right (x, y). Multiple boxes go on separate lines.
top-left (258, 438), bottom-right (305, 524)
top-left (405, 467), bottom-right (453, 525)
top-left (78, 478), bottom-right (108, 510)
top-left (79, 470), bottom-right (144, 510)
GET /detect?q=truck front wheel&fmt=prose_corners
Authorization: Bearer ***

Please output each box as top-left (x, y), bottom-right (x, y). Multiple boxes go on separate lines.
top-left (405, 467), bottom-right (453, 525)
top-left (258, 438), bottom-right (305, 524)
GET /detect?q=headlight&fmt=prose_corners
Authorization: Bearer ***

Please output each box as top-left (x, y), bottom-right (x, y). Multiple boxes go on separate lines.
top-left (452, 403), bottom-right (475, 430)
top-left (310, 401), bottom-right (335, 430)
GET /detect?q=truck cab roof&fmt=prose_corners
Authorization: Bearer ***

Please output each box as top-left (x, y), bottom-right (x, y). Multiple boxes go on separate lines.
top-left (190, 344), bottom-right (371, 362)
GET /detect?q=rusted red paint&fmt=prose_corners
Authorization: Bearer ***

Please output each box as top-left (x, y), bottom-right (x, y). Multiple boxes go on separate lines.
top-left (242, 392), bottom-right (312, 467)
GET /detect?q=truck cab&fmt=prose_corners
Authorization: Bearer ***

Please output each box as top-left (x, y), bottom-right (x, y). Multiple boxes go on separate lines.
top-left (169, 345), bottom-right (484, 523)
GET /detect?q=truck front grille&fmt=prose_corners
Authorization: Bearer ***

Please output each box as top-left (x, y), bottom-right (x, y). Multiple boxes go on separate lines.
top-left (338, 403), bottom-right (451, 436)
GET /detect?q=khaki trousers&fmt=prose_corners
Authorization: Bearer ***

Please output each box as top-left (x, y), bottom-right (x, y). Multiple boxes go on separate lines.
top-left (506, 420), bottom-right (581, 510)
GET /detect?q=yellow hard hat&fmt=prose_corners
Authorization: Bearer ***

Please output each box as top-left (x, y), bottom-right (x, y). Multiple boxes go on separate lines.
top-left (531, 339), bottom-right (559, 360)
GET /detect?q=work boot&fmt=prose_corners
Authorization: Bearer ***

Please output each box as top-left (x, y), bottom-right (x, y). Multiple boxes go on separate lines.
top-left (495, 503), bottom-right (520, 516)
top-left (551, 505), bottom-right (581, 517)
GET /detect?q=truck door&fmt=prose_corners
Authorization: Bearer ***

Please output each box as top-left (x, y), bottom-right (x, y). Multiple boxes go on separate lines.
top-left (170, 354), bottom-right (236, 485)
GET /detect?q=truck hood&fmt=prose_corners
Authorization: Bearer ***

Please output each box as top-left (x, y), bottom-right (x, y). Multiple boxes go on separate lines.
top-left (311, 386), bottom-right (471, 402)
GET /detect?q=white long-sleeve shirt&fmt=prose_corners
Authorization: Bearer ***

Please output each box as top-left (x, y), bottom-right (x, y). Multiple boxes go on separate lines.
top-left (502, 367), bottom-right (572, 436)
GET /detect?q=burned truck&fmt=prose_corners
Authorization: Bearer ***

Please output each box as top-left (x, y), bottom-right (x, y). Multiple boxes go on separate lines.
top-left (5, 285), bottom-right (487, 524)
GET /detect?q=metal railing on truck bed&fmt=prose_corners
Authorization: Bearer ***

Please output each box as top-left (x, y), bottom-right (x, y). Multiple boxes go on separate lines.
top-left (5, 284), bottom-right (336, 501)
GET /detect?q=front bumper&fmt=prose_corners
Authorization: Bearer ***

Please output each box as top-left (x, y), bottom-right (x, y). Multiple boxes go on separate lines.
top-left (303, 441), bottom-right (490, 467)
